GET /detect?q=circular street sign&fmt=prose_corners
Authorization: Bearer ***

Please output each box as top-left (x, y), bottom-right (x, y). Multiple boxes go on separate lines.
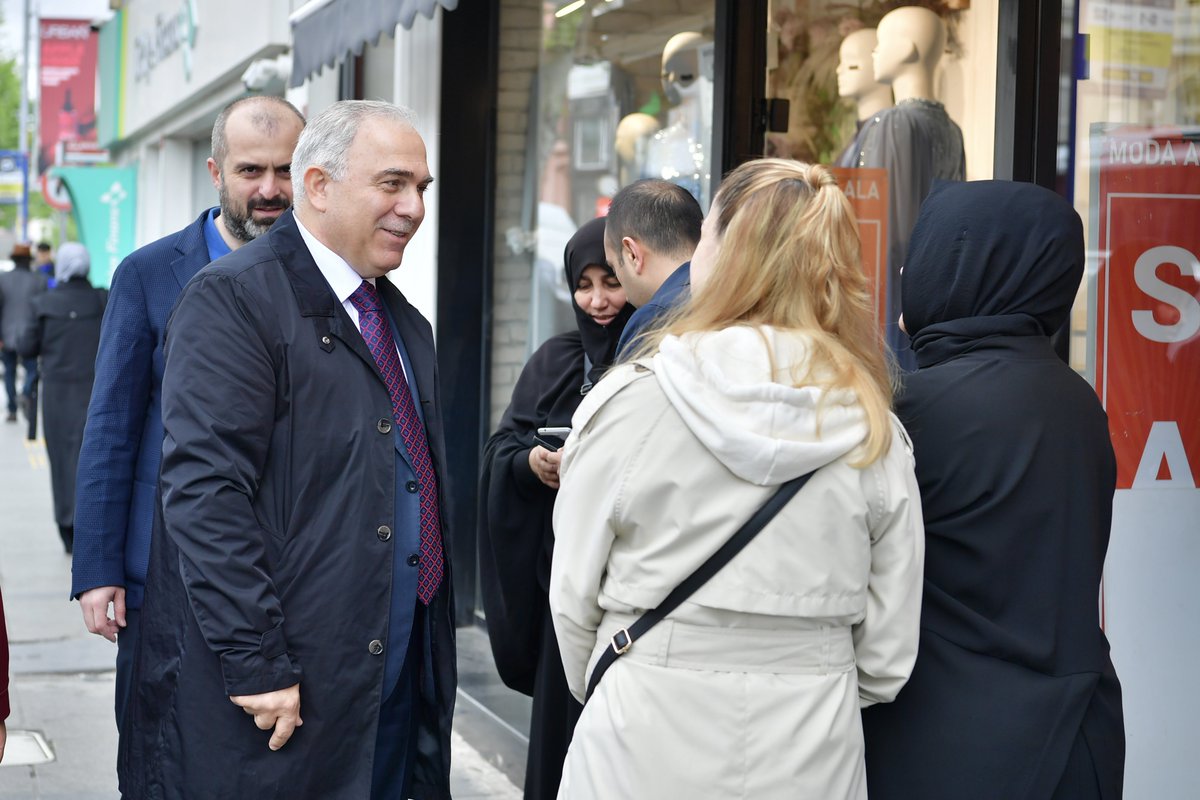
top-left (41, 172), bottom-right (72, 211)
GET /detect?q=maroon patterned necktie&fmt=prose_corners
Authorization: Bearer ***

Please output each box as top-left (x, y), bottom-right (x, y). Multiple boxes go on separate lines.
top-left (348, 280), bottom-right (444, 604)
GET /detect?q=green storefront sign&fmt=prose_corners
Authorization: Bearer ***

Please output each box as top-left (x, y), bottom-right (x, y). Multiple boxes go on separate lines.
top-left (52, 166), bottom-right (137, 288)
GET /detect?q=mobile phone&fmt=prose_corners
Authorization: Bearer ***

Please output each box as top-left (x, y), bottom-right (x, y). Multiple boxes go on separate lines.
top-left (534, 426), bottom-right (572, 451)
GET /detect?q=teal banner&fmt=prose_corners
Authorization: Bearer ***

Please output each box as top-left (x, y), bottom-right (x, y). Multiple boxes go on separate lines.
top-left (52, 166), bottom-right (137, 288)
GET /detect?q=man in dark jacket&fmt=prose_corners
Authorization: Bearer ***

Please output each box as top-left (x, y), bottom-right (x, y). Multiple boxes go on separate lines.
top-left (123, 100), bottom-right (456, 799)
top-left (71, 95), bottom-right (303, 737)
top-left (0, 243), bottom-right (49, 421)
top-left (607, 179), bottom-right (701, 357)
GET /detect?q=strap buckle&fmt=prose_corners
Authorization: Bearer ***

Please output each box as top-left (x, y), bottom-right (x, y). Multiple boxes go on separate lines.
top-left (610, 627), bottom-right (633, 655)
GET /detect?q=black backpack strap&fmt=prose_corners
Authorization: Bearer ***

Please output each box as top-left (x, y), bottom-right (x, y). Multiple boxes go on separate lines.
top-left (584, 468), bottom-right (817, 701)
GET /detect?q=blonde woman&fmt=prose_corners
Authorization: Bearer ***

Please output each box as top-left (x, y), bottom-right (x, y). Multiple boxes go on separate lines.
top-left (549, 159), bottom-right (924, 798)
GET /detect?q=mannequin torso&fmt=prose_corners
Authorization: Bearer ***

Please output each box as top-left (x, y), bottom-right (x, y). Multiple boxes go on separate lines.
top-left (862, 6), bottom-right (965, 368)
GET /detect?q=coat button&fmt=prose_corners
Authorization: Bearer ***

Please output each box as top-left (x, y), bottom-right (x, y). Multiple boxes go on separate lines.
top-left (321, 335), bottom-right (331, 345)
top-left (405, 480), bottom-right (418, 493)
top-left (406, 554), bottom-right (420, 567)
top-left (377, 525), bottom-right (392, 542)
top-left (377, 418), bottom-right (392, 434)
top-left (368, 639), bottom-right (384, 655)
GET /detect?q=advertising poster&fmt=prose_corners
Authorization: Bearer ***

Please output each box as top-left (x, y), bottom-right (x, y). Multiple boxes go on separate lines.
top-left (1091, 122), bottom-right (1200, 797)
top-left (52, 166), bottom-right (137, 288)
top-left (1093, 125), bottom-right (1199, 489)
top-left (39, 19), bottom-right (99, 175)
top-left (1083, 0), bottom-right (1175, 99)
top-left (831, 167), bottom-right (889, 330)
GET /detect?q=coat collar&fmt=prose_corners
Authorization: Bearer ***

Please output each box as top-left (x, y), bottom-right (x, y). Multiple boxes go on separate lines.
top-left (170, 208), bottom-right (219, 290)
top-left (267, 209), bottom-right (437, 408)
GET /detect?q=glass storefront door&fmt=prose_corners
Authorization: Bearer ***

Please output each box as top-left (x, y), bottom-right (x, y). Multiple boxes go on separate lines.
top-left (1061, 2), bottom-right (1199, 794)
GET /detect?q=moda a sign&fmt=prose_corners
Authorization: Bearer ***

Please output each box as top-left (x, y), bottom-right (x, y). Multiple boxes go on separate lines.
top-left (1093, 125), bottom-right (1200, 490)
top-left (133, 0), bottom-right (198, 84)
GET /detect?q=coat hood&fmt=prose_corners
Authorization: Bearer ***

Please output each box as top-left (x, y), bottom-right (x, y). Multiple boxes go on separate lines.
top-left (652, 326), bottom-right (869, 485)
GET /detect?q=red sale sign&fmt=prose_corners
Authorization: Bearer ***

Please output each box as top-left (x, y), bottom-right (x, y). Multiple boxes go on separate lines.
top-left (1094, 126), bottom-right (1200, 489)
top-left (831, 167), bottom-right (889, 331)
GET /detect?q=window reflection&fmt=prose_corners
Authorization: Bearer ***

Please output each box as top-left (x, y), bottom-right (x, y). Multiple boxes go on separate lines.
top-left (524, 0), bottom-right (715, 353)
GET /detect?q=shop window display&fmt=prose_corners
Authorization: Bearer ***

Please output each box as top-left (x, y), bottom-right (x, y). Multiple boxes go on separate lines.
top-left (517, 0), bottom-right (715, 354)
top-left (765, 1), bottom-right (977, 367)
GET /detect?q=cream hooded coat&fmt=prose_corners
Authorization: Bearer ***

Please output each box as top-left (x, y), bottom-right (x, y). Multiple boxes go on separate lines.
top-left (550, 327), bottom-right (924, 799)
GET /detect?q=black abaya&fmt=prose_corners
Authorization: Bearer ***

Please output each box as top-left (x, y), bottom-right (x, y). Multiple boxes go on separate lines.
top-left (862, 181), bottom-right (1125, 800)
top-left (18, 277), bottom-right (106, 550)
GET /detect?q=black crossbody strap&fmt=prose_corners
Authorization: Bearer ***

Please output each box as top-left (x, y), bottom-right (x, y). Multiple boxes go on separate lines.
top-left (584, 468), bottom-right (817, 701)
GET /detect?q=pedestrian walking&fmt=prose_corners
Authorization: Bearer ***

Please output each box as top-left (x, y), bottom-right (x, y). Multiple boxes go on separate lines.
top-left (35, 242), bottom-right (55, 288)
top-left (479, 216), bottom-right (635, 799)
top-left (0, 242), bottom-right (48, 422)
top-left (17, 242), bottom-right (107, 553)
top-left (550, 158), bottom-right (925, 798)
top-left (70, 95), bottom-right (303, 737)
top-left (861, 180), bottom-right (1125, 799)
top-left (121, 100), bottom-right (456, 799)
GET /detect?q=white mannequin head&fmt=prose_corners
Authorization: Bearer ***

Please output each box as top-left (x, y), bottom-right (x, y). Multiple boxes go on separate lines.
top-left (837, 28), bottom-right (893, 121)
top-left (872, 6), bottom-right (946, 102)
top-left (661, 32), bottom-right (710, 106)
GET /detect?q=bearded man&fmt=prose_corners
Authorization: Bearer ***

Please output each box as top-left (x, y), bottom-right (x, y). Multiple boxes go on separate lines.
top-left (71, 95), bottom-right (304, 740)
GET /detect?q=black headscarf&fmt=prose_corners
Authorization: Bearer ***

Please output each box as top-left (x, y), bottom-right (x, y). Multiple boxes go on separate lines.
top-left (902, 180), bottom-right (1084, 368)
top-left (477, 216), bottom-right (633, 697)
top-left (564, 215), bottom-right (636, 390)
top-left (515, 216), bottom-right (636, 429)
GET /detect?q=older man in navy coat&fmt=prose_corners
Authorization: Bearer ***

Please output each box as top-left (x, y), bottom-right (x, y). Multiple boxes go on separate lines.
top-left (121, 101), bottom-right (456, 799)
top-left (71, 96), bottom-right (304, 735)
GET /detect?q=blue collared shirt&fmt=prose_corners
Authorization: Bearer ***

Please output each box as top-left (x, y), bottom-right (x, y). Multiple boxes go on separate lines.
top-left (202, 208), bottom-right (233, 262)
top-left (616, 261), bottom-right (691, 357)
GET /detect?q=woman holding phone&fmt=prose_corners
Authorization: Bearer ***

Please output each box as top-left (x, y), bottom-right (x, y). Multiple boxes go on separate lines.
top-left (549, 159), bottom-right (924, 798)
top-left (477, 216), bottom-right (635, 799)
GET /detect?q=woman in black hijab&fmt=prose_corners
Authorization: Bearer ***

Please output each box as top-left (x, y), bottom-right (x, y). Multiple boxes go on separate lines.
top-left (860, 181), bottom-right (1125, 799)
top-left (478, 217), bottom-right (635, 799)
top-left (18, 243), bottom-right (107, 553)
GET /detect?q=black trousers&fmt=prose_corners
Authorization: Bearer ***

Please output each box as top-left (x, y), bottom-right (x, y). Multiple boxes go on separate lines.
top-left (371, 602), bottom-right (424, 800)
top-left (115, 607), bottom-right (142, 734)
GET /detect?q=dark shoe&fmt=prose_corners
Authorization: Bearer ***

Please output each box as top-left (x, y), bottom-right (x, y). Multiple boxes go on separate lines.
top-left (4, 411), bottom-right (14, 422)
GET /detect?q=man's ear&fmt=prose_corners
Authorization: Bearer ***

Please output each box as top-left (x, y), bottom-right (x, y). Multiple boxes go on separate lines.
top-left (304, 166), bottom-right (331, 212)
top-left (622, 236), bottom-right (646, 276)
top-left (206, 157), bottom-right (221, 191)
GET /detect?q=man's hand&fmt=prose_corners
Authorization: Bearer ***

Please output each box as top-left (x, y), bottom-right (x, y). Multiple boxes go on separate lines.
top-left (79, 586), bottom-right (126, 643)
top-left (528, 445), bottom-right (563, 489)
top-left (230, 684), bottom-right (302, 751)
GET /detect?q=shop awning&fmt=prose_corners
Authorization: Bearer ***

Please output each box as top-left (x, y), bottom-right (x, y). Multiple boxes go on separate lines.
top-left (289, 0), bottom-right (458, 88)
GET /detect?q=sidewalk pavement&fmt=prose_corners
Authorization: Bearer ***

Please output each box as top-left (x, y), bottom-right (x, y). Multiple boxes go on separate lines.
top-left (0, 417), bottom-right (522, 798)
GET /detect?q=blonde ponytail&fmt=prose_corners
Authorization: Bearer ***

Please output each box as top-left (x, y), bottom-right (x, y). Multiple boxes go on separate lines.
top-left (639, 158), bottom-right (895, 466)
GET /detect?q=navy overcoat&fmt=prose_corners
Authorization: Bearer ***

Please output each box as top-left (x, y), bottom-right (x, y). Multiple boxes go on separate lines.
top-left (119, 210), bottom-right (456, 799)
